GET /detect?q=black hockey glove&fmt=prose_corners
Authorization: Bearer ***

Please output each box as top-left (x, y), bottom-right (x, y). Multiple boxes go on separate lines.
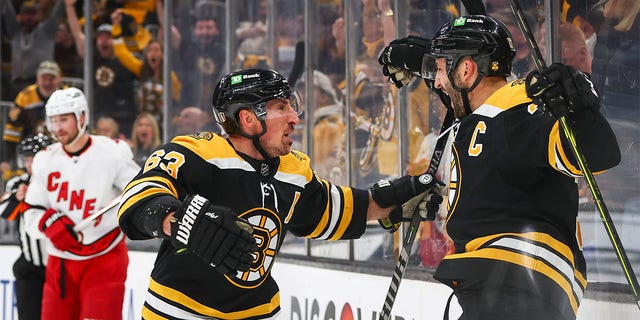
top-left (378, 35), bottom-right (430, 88)
top-left (525, 63), bottom-right (600, 119)
top-left (371, 173), bottom-right (444, 208)
top-left (379, 186), bottom-right (446, 233)
top-left (170, 194), bottom-right (258, 276)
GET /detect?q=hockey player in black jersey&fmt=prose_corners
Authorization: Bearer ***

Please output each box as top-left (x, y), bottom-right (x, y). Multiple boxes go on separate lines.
top-left (117, 68), bottom-right (445, 319)
top-left (378, 15), bottom-right (620, 320)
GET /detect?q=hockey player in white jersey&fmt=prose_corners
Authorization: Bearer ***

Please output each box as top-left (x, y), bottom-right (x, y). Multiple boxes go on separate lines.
top-left (23, 87), bottom-right (141, 319)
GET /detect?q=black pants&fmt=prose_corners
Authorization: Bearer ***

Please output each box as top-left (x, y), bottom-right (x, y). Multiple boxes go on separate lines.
top-left (452, 281), bottom-right (569, 320)
top-left (12, 255), bottom-right (45, 320)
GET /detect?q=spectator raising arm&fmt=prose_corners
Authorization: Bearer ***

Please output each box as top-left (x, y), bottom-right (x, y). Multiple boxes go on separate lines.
top-left (64, 0), bottom-right (86, 58)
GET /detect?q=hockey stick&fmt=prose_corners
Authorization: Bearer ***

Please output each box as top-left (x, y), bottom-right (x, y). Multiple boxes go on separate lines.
top-left (460, 0), bottom-right (486, 15)
top-left (73, 195), bottom-right (123, 232)
top-left (378, 2), bottom-right (486, 317)
top-left (287, 41), bottom-right (305, 87)
top-left (509, 0), bottom-right (640, 311)
top-left (378, 89), bottom-right (455, 320)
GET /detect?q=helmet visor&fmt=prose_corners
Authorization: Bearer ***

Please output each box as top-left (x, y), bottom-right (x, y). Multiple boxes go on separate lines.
top-left (422, 38), bottom-right (484, 81)
top-left (259, 90), bottom-right (304, 120)
top-left (422, 54), bottom-right (456, 81)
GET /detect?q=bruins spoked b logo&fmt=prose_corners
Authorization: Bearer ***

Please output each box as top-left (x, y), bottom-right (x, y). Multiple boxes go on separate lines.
top-left (227, 208), bottom-right (282, 289)
top-left (446, 146), bottom-right (462, 220)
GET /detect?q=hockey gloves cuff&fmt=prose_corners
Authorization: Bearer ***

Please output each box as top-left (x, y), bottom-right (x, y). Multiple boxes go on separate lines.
top-left (384, 66), bottom-right (415, 88)
top-left (525, 63), bottom-right (600, 119)
top-left (371, 173), bottom-right (444, 208)
top-left (170, 194), bottom-right (258, 277)
top-left (378, 36), bottom-right (430, 88)
top-left (39, 209), bottom-right (80, 252)
top-left (379, 185), bottom-right (446, 232)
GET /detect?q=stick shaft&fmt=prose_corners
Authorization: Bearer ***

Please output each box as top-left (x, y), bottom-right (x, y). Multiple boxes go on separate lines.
top-left (378, 109), bottom-right (455, 320)
top-left (73, 195), bottom-right (123, 232)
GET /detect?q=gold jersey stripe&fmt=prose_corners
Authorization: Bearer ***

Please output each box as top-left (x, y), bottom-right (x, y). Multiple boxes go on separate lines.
top-left (119, 183), bottom-right (176, 219)
top-left (122, 176), bottom-right (178, 197)
top-left (490, 237), bottom-right (585, 297)
top-left (445, 247), bottom-right (580, 314)
top-left (307, 180), bottom-right (333, 238)
top-left (547, 122), bottom-right (608, 177)
top-left (548, 122), bottom-right (582, 176)
top-left (148, 278), bottom-right (280, 318)
top-left (329, 186), bottom-right (354, 240)
top-left (464, 232), bottom-right (576, 265)
top-left (141, 306), bottom-right (169, 320)
top-left (482, 79), bottom-right (532, 111)
top-left (173, 135), bottom-right (242, 161)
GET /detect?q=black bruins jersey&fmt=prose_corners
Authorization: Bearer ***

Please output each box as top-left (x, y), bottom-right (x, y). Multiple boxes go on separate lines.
top-left (433, 79), bottom-right (620, 319)
top-left (118, 133), bottom-right (370, 319)
top-left (3, 84), bottom-right (57, 144)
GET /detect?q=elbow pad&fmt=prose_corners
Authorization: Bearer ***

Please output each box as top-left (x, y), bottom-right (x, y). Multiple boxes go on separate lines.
top-left (137, 195), bottom-right (182, 238)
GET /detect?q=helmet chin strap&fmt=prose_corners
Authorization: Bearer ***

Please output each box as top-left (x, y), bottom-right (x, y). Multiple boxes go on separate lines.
top-left (449, 68), bottom-right (485, 118)
top-left (236, 120), bottom-right (273, 160)
top-left (67, 125), bottom-right (86, 147)
top-left (58, 114), bottom-right (87, 148)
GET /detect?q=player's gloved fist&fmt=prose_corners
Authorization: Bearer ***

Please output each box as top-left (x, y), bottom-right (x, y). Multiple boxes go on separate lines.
top-left (371, 173), bottom-right (444, 208)
top-left (170, 194), bottom-right (258, 276)
top-left (379, 185), bottom-right (446, 232)
top-left (383, 66), bottom-right (415, 88)
top-left (39, 209), bottom-right (80, 251)
top-left (525, 63), bottom-right (600, 118)
top-left (378, 36), bottom-right (430, 88)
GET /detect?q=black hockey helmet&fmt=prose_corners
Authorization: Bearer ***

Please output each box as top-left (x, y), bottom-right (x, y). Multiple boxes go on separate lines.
top-left (422, 15), bottom-right (516, 81)
top-left (211, 68), bottom-right (301, 134)
top-left (19, 133), bottom-right (53, 156)
top-left (17, 133), bottom-right (53, 168)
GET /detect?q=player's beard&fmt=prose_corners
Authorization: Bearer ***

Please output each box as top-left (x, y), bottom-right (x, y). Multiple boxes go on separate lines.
top-left (441, 74), bottom-right (467, 119)
top-left (56, 129), bottom-right (80, 146)
top-left (260, 132), bottom-right (294, 158)
top-left (450, 91), bottom-right (466, 119)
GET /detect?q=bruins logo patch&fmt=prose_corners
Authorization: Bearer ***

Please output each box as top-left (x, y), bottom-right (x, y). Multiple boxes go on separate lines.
top-left (188, 132), bottom-right (214, 140)
top-left (446, 145), bottom-right (462, 220)
top-left (227, 208), bottom-right (283, 289)
top-left (197, 57), bottom-right (218, 75)
top-left (95, 66), bottom-right (115, 87)
top-left (290, 150), bottom-right (304, 161)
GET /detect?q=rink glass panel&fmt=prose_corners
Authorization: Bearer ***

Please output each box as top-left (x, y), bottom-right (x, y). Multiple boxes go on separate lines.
top-left (0, 0), bottom-right (637, 294)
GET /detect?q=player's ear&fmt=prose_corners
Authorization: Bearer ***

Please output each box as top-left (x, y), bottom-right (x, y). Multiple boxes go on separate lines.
top-left (460, 57), bottom-right (478, 86)
top-left (237, 109), bottom-right (258, 132)
top-left (80, 112), bottom-right (87, 128)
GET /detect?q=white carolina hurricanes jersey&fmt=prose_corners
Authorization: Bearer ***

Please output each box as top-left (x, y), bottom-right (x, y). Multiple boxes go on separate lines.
top-left (24, 135), bottom-right (141, 260)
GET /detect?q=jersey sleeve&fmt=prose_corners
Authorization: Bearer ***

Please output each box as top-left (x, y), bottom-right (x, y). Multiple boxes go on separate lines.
top-left (0, 174), bottom-right (29, 221)
top-left (286, 174), bottom-right (370, 241)
top-left (117, 142), bottom-right (186, 240)
top-left (22, 152), bottom-right (50, 239)
top-left (507, 105), bottom-right (621, 178)
top-left (112, 36), bottom-right (143, 77)
top-left (548, 109), bottom-right (621, 176)
top-left (503, 81), bottom-right (620, 177)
